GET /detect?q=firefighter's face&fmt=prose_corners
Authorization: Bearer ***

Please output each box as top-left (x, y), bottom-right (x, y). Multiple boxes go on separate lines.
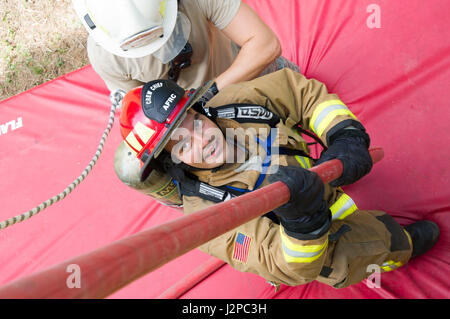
top-left (165, 109), bottom-right (227, 169)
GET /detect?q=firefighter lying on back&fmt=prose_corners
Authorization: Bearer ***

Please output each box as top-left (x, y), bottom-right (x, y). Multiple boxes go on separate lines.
top-left (116, 69), bottom-right (439, 288)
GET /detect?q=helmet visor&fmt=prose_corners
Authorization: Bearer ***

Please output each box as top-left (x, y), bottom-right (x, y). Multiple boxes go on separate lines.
top-left (152, 12), bottom-right (191, 64)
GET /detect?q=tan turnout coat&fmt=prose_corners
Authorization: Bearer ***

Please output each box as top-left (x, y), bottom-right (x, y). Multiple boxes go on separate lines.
top-left (182, 68), bottom-right (412, 288)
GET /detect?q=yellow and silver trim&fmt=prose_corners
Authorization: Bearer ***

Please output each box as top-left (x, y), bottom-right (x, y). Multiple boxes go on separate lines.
top-left (310, 100), bottom-right (358, 138)
top-left (280, 227), bottom-right (328, 263)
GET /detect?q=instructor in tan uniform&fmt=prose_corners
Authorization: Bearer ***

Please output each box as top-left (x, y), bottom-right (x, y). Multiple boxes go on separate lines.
top-left (118, 69), bottom-right (440, 289)
top-left (73, 0), bottom-right (293, 94)
top-left (73, 0), bottom-right (299, 194)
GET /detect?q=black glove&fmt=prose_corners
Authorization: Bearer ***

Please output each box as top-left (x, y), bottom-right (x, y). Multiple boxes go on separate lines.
top-left (196, 81), bottom-right (219, 108)
top-left (268, 166), bottom-right (324, 219)
top-left (315, 126), bottom-right (373, 187)
top-left (268, 166), bottom-right (331, 239)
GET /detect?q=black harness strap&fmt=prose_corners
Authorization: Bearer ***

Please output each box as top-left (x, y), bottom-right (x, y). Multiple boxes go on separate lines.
top-left (204, 103), bottom-right (281, 127)
top-left (159, 155), bottom-right (236, 203)
top-left (296, 125), bottom-right (328, 150)
top-left (168, 42), bottom-right (193, 83)
top-left (205, 104), bottom-right (318, 159)
top-left (175, 178), bottom-right (236, 203)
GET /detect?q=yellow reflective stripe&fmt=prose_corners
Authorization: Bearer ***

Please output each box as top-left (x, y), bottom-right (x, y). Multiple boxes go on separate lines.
top-left (381, 261), bottom-right (393, 271)
top-left (383, 260), bottom-right (403, 268)
top-left (310, 100), bottom-right (358, 137)
top-left (330, 193), bottom-right (358, 220)
top-left (295, 155), bottom-right (311, 169)
top-left (134, 121), bottom-right (155, 144)
top-left (281, 240), bottom-right (328, 263)
top-left (280, 227), bottom-right (328, 263)
top-left (125, 131), bottom-right (143, 152)
top-left (381, 265), bottom-right (392, 272)
top-left (316, 109), bottom-right (357, 138)
top-left (404, 229), bottom-right (413, 248)
top-left (381, 260), bottom-right (403, 272)
top-left (310, 100), bottom-right (346, 129)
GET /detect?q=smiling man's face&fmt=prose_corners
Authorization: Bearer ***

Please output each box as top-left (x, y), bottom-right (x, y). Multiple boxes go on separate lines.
top-left (165, 109), bottom-right (227, 169)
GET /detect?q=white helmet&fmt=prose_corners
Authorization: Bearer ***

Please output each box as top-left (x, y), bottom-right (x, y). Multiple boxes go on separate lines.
top-left (72, 0), bottom-right (191, 62)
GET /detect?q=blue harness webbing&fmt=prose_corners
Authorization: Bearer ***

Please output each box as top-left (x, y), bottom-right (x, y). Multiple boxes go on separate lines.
top-left (225, 130), bottom-right (275, 194)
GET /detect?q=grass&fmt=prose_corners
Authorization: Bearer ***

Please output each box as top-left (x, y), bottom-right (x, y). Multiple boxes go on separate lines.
top-left (0, 0), bottom-right (89, 101)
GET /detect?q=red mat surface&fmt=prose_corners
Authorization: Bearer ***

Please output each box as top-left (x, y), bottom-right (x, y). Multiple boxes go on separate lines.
top-left (0, 0), bottom-right (449, 298)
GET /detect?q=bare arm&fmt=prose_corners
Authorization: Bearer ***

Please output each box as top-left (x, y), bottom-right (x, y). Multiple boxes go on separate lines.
top-left (215, 2), bottom-right (281, 90)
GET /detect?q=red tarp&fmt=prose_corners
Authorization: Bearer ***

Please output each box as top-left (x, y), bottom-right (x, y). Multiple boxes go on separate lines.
top-left (0, 0), bottom-right (449, 298)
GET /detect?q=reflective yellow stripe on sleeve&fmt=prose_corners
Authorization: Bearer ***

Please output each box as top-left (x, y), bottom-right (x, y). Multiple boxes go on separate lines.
top-left (330, 193), bottom-right (358, 220)
top-left (295, 155), bottom-right (312, 169)
top-left (280, 226), bottom-right (328, 263)
top-left (310, 100), bottom-right (358, 138)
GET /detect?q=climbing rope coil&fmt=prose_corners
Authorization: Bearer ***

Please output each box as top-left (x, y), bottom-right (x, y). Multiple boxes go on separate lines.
top-left (0, 90), bottom-right (126, 230)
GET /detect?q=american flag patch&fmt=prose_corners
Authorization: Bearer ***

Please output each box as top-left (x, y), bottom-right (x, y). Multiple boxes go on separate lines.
top-left (232, 232), bottom-right (252, 263)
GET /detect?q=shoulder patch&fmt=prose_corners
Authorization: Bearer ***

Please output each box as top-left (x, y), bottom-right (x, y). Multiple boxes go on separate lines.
top-left (232, 232), bottom-right (252, 264)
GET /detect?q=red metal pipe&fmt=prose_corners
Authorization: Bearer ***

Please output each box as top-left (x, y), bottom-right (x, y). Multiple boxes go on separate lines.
top-left (0, 148), bottom-right (384, 299)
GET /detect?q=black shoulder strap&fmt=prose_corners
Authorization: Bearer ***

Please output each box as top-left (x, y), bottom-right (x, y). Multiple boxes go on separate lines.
top-left (159, 153), bottom-right (236, 203)
top-left (296, 126), bottom-right (328, 150)
top-left (168, 42), bottom-right (193, 83)
top-left (204, 103), bottom-right (318, 159)
top-left (204, 104), bottom-right (281, 127)
top-left (176, 178), bottom-right (236, 203)
top-left (205, 103), bottom-right (325, 147)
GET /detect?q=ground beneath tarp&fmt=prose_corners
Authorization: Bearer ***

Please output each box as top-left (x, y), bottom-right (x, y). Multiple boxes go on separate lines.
top-left (0, 0), bottom-right (449, 298)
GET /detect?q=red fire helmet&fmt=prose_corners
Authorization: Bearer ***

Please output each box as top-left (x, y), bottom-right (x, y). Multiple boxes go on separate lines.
top-left (119, 79), bottom-right (213, 181)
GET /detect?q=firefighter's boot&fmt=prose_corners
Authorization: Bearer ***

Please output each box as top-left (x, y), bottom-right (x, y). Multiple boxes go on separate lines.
top-left (405, 220), bottom-right (440, 258)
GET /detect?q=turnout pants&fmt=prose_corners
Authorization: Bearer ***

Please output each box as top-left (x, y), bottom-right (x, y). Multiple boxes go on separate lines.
top-left (317, 210), bottom-right (412, 288)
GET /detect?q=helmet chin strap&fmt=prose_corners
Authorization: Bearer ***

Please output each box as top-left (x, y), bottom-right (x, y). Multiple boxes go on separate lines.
top-left (157, 152), bottom-right (235, 204)
top-left (157, 149), bottom-right (226, 174)
top-left (168, 42), bottom-right (193, 82)
top-left (177, 161), bottom-right (225, 173)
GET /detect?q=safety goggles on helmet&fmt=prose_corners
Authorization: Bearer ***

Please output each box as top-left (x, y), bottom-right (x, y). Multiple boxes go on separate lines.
top-left (72, 0), bottom-right (188, 59)
top-left (120, 80), bottom-right (214, 181)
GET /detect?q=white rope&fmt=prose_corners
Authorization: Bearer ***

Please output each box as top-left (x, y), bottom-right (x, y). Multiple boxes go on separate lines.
top-left (0, 90), bottom-right (125, 230)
